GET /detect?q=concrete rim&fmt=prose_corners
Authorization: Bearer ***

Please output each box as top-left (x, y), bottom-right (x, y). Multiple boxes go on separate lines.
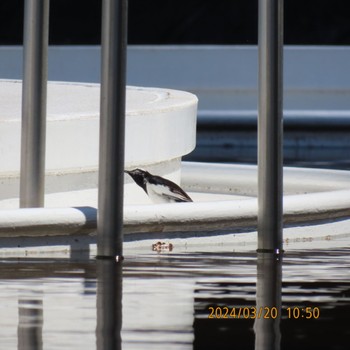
top-left (0, 162), bottom-right (349, 237)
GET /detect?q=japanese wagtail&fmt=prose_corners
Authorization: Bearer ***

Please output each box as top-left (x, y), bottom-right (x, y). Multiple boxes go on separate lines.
top-left (124, 168), bottom-right (193, 203)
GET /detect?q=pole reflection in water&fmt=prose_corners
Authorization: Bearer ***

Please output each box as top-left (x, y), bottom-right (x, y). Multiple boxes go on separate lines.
top-left (254, 252), bottom-right (282, 350)
top-left (18, 299), bottom-right (43, 350)
top-left (96, 259), bottom-right (123, 350)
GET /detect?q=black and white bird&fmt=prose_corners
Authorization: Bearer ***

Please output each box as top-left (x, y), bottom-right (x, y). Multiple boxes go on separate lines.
top-left (124, 168), bottom-right (193, 204)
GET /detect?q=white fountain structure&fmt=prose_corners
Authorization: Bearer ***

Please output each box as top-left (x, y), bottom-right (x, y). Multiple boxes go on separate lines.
top-left (1, 46), bottom-right (350, 256)
top-left (0, 80), bottom-right (197, 205)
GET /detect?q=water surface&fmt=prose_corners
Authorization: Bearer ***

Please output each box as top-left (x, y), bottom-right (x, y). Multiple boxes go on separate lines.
top-left (1, 239), bottom-right (349, 349)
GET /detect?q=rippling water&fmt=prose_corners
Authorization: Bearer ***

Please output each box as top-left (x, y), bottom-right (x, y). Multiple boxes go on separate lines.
top-left (1, 238), bottom-right (350, 349)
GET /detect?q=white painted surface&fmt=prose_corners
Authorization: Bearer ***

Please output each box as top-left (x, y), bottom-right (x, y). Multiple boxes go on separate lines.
top-left (0, 80), bottom-right (197, 171)
top-left (182, 162), bottom-right (350, 195)
top-left (0, 80), bottom-right (197, 203)
top-left (0, 163), bottom-right (350, 242)
top-left (123, 218), bottom-right (350, 253)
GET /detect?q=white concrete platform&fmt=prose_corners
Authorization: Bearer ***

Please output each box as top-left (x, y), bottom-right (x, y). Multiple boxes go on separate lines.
top-left (0, 161), bottom-right (350, 257)
top-left (1, 76), bottom-right (350, 256)
top-left (0, 80), bottom-right (197, 203)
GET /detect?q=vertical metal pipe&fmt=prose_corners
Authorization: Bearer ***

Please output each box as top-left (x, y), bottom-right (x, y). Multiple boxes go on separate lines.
top-left (98, 0), bottom-right (128, 258)
top-left (257, 0), bottom-right (284, 252)
top-left (20, 0), bottom-right (50, 208)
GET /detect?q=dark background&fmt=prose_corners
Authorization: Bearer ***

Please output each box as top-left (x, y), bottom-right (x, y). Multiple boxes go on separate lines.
top-left (0, 0), bottom-right (350, 45)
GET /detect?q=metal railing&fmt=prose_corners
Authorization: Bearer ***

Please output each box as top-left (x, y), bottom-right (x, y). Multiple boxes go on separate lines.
top-left (18, 0), bottom-right (283, 257)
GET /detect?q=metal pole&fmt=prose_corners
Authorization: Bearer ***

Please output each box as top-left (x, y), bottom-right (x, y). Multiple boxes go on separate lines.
top-left (98, 0), bottom-right (128, 259)
top-left (257, 0), bottom-right (284, 252)
top-left (20, 0), bottom-right (50, 208)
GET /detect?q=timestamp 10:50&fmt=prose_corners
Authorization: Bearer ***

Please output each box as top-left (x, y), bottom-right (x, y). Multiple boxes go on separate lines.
top-left (208, 306), bottom-right (320, 319)
top-left (286, 306), bottom-right (320, 319)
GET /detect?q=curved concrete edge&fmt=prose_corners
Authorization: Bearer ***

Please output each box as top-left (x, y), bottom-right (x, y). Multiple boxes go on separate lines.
top-left (0, 188), bottom-right (350, 237)
top-left (0, 81), bottom-right (197, 173)
top-left (182, 162), bottom-right (350, 195)
top-left (124, 189), bottom-right (350, 233)
top-left (0, 162), bottom-right (350, 237)
top-left (284, 190), bottom-right (350, 222)
top-left (0, 81), bottom-right (197, 203)
top-left (0, 207), bottom-right (96, 237)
